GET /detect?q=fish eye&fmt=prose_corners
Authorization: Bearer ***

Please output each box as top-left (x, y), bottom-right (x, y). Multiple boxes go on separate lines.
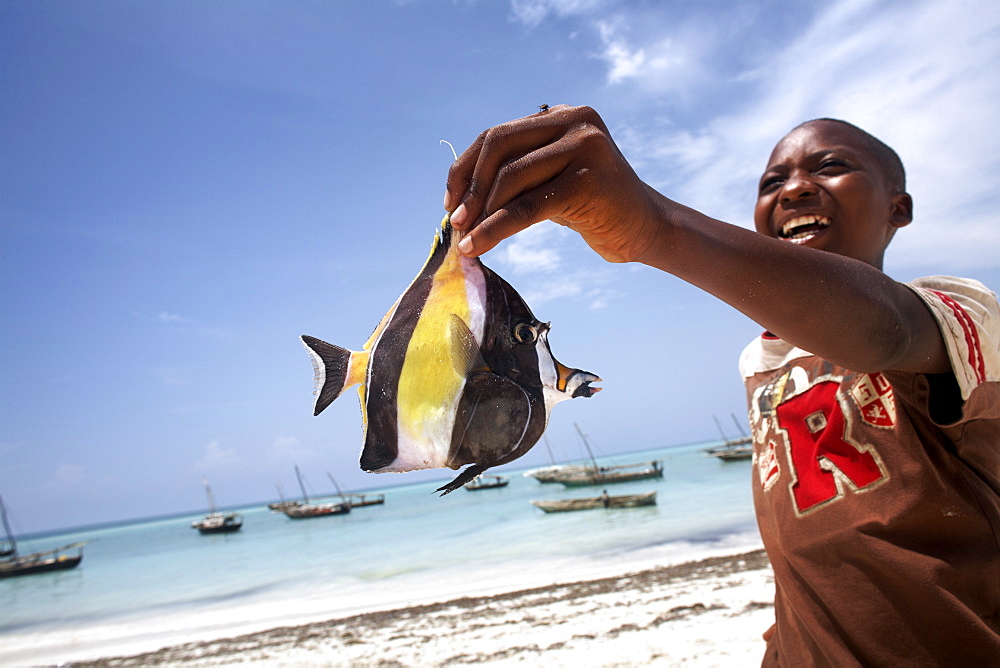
top-left (512, 322), bottom-right (538, 344)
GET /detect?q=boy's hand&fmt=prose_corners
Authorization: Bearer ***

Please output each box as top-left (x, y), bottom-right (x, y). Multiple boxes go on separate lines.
top-left (445, 105), bottom-right (657, 263)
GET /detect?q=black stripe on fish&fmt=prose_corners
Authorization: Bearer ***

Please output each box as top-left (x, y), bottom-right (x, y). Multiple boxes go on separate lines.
top-left (434, 265), bottom-right (548, 493)
top-left (480, 267), bottom-right (543, 387)
top-left (359, 223), bottom-right (452, 472)
top-left (446, 315), bottom-right (535, 472)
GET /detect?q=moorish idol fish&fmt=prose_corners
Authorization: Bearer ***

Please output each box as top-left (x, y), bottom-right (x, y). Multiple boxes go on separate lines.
top-left (301, 215), bottom-right (601, 495)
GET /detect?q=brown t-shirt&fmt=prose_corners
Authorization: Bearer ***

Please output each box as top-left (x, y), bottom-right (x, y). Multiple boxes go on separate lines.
top-left (740, 276), bottom-right (1000, 666)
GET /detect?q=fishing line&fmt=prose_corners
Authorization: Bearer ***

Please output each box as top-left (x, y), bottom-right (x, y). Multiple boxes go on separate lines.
top-left (439, 140), bottom-right (458, 162)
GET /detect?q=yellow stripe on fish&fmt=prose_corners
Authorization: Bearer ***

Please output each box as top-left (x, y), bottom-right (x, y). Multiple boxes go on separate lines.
top-left (396, 230), bottom-right (475, 467)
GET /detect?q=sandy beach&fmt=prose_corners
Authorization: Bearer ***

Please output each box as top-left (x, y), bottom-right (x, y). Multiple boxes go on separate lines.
top-left (77, 549), bottom-right (774, 667)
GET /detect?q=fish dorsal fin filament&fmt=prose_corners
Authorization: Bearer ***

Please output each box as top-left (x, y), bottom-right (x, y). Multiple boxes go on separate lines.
top-left (448, 314), bottom-right (488, 378)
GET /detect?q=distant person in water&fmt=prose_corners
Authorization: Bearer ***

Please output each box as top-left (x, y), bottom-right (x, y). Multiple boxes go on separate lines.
top-left (444, 105), bottom-right (1000, 665)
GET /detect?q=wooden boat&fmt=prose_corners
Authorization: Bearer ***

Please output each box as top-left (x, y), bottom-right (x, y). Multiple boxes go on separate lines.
top-left (531, 490), bottom-right (657, 513)
top-left (0, 493), bottom-right (85, 578)
top-left (1, 495), bottom-right (19, 560)
top-left (526, 426), bottom-right (655, 484)
top-left (542, 424), bottom-right (664, 487)
top-left (343, 493), bottom-right (385, 507)
top-left (283, 466), bottom-right (351, 519)
top-left (464, 475), bottom-right (509, 491)
top-left (523, 433), bottom-right (593, 483)
top-left (268, 500), bottom-right (300, 512)
top-left (552, 460), bottom-right (664, 486)
top-left (268, 483), bottom-right (301, 511)
top-left (704, 414), bottom-right (753, 462)
top-left (705, 443), bottom-right (753, 462)
top-left (326, 473), bottom-right (385, 508)
top-left (283, 502), bottom-right (350, 519)
top-left (523, 464), bottom-right (593, 483)
top-left (0, 542), bottom-right (86, 578)
top-left (192, 512), bottom-right (243, 533)
top-left (192, 477), bottom-right (243, 534)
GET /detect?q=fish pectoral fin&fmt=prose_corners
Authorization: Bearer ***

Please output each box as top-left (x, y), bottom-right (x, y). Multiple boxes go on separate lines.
top-left (435, 464), bottom-right (488, 496)
top-left (450, 371), bottom-right (534, 466)
top-left (448, 314), bottom-right (488, 377)
top-left (300, 335), bottom-right (366, 416)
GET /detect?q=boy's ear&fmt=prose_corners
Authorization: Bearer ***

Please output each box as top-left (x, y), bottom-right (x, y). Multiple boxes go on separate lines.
top-left (890, 192), bottom-right (913, 228)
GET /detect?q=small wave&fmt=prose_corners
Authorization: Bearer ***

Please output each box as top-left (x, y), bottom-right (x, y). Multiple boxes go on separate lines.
top-left (356, 564), bottom-right (427, 581)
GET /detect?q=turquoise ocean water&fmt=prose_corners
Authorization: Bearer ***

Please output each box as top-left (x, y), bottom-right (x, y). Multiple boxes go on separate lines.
top-left (0, 440), bottom-right (761, 664)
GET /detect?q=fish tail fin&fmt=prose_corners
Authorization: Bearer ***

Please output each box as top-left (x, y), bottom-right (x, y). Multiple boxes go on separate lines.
top-left (300, 335), bottom-right (366, 416)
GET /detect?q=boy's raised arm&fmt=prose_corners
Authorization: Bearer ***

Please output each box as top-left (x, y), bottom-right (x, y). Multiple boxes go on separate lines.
top-left (445, 105), bottom-right (950, 376)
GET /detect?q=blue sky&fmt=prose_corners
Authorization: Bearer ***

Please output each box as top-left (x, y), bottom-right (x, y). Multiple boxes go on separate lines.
top-left (3, 0), bottom-right (998, 533)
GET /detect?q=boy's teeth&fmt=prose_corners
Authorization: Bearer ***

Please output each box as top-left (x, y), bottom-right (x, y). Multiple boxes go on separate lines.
top-left (780, 215), bottom-right (830, 239)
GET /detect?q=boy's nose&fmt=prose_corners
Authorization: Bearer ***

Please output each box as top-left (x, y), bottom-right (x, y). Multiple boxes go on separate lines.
top-left (780, 172), bottom-right (816, 203)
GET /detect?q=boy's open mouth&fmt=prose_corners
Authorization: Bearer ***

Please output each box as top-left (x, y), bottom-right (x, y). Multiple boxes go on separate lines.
top-left (779, 214), bottom-right (831, 244)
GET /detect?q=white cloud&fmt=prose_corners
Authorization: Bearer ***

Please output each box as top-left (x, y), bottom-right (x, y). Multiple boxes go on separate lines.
top-left (584, 287), bottom-right (623, 310)
top-left (147, 311), bottom-right (229, 340)
top-left (267, 435), bottom-right (311, 461)
top-left (596, 19), bottom-right (645, 83)
top-left (490, 222), bottom-right (621, 309)
top-left (39, 463), bottom-right (87, 493)
top-left (158, 311), bottom-right (194, 323)
top-left (53, 464), bottom-right (86, 486)
top-left (595, 18), bottom-right (692, 88)
top-left (151, 367), bottom-right (188, 386)
top-left (195, 440), bottom-right (242, 471)
top-left (510, 0), bottom-right (608, 28)
top-left (518, 275), bottom-right (582, 305)
top-left (496, 222), bottom-right (565, 274)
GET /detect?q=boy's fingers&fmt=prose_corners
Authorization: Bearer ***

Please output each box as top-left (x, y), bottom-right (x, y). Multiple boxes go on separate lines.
top-left (458, 171), bottom-right (577, 257)
top-left (457, 204), bottom-right (537, 257)
top-left (480, 140), bottom-right (574, 224)
top-left (446, 107), bottom-right (576, 230)
top-left (445, 129), bottom-right (488, 214)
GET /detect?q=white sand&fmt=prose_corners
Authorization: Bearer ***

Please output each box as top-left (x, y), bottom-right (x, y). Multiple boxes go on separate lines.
top-left (78, 549), bottom-right (774, 667)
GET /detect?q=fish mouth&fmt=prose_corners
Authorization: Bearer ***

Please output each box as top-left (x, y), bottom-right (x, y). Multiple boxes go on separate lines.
top-left (572, 375), bottom-right (602, 398)
top-left (556, 363), bottom-right (602, 398)
top-left (778, 214), bottom-right (831, 244)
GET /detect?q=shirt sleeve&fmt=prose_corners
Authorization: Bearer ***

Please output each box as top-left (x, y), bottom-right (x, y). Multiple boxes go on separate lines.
top-left (907, 276), bottom-right (1000, 400)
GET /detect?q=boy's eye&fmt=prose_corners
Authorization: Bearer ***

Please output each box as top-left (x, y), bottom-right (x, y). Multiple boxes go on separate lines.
top-left (759, 175), bottom-right (783, 194)
top-left (817, 159), bottom-right (848, 172)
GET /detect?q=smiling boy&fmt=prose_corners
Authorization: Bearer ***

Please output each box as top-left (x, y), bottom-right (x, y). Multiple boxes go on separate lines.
top-left (446, 106), bottom-right (1000, 665)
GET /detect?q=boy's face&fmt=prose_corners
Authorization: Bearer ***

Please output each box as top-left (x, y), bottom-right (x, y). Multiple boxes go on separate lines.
top-left (753, 121), bottom-right (912, 269)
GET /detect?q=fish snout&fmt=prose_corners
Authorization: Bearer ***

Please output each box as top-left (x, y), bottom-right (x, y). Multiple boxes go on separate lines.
top-left (571, 371), bottom-right (602, 398)
top-left (555, 361), bottom-right (602, 398)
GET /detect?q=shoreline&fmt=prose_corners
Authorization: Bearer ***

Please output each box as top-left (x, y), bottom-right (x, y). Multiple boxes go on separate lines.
top-left (79, 549), bottom-right (774, 667)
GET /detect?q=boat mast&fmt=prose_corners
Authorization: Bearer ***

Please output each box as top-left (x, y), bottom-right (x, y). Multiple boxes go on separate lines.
top-left (542, 433), bottom-right (557, 466)
top-left (713, 415), bottom-right (730, 443)
top-left (730, 412), bottom-right (750, 438)
top-left (0, 494), bottom-right (17, 557)
top-left (573, 423), bottom-right (599, 469)
top-left (294, 465), bottom-right (310, 504)
top-left (202, 477), bottom-right (218, 514)
top-left (326, 472), bottom-right (347, 500)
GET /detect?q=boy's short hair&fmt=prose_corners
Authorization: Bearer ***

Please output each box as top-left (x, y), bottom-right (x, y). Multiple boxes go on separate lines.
top-left (796, 118), bottom-right (906, 194)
